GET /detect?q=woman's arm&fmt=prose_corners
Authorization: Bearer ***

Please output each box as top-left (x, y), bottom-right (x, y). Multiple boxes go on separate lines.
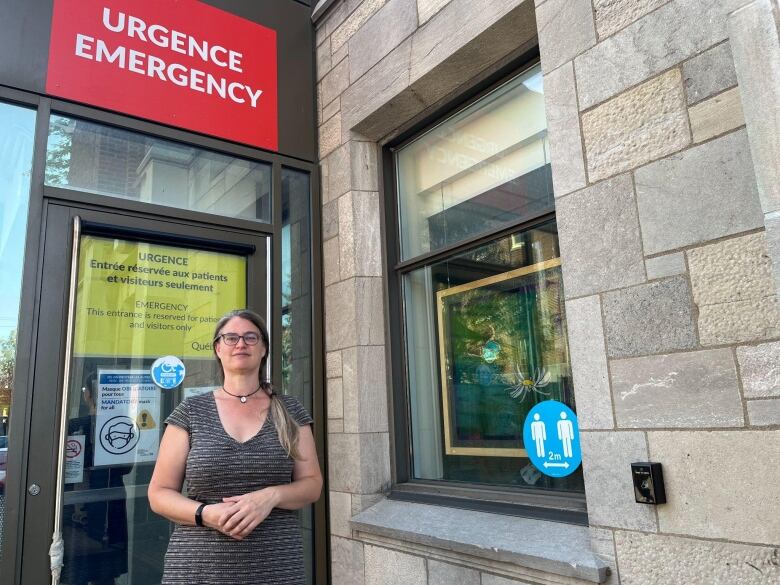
top-left (273, 424), bottom-right (324, 509)
top-left (148, 425), bottom-right (199, 525)
top-left (220, 425), bottom-right (323, 539)
top-left (148, 424), bottom-right (232, 529)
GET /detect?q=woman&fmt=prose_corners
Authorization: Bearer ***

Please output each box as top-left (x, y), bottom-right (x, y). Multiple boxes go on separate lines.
top-left (149, 309), bottom-right (322, 584)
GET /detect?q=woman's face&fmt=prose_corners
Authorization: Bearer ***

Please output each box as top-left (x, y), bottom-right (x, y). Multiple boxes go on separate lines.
top-left (215, 317), bottom-right (266, 375)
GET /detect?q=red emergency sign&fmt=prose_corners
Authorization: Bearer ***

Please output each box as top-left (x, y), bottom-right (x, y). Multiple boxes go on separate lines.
top-left (47, 0), bottom-right (278, 151)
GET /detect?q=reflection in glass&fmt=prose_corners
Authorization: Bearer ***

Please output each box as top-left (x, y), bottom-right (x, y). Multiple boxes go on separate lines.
top-left (60, 235), bottom-right (247, 584)
top-left (396, 64), bottom-right (552, 261)
top-left (0, 102), bottom-right (36, 559)
top-left (45, 116), bottom-right (271, 223)
top-left (404, 221), bottom-right (583, 493)
top-left (280, 168), bottom-right (314, 585)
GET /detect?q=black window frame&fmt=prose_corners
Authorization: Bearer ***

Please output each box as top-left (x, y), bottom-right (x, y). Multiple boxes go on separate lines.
top-left (381, 51), bottom-right (588, 524)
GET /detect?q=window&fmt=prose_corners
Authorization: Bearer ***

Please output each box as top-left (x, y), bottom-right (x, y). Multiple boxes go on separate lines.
top-left (0, 101), bottom-right (36, 559)
top-left (391, 64), bottom-right (584, 500)
top-left (45, 115), bottom-right (271, 222)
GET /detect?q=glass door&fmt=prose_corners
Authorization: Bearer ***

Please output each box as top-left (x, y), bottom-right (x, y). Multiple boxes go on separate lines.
top-left (20, 203), bottom-right (266, 584)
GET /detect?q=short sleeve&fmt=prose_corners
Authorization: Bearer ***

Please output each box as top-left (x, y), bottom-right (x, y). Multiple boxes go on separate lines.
top-left (165, 399), bottom-right (191, 432)
top-left (280, 394), bottom-right (313, 426)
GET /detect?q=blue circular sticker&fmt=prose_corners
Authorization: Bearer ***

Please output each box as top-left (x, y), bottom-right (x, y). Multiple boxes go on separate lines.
top-left (523, 400), bottom-right (581, 477)
top-left (150, 356), bottom-right (186, 389)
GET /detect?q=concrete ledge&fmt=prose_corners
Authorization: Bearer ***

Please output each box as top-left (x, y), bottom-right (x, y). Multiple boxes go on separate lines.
top-left (350, 499), bottom-right (609, 583)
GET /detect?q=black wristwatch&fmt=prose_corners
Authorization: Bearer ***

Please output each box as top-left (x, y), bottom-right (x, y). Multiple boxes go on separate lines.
top-left (195, 503), bottom-right (207, 527)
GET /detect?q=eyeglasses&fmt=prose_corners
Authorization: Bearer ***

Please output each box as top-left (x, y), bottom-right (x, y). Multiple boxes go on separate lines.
top-left (216, 333), bottom-right (261, 346)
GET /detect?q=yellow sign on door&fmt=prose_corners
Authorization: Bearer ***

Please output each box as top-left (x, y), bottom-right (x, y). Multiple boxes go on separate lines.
top-left (74, 236), bottom-right (247, 358)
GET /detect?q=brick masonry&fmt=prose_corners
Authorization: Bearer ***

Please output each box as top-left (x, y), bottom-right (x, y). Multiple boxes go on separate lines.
top-left (313, 0), bottom-right (780, 583)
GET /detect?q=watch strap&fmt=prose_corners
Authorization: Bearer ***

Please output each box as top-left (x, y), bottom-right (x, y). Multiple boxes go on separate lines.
top-left (195, 503), bottom-right (207, 527)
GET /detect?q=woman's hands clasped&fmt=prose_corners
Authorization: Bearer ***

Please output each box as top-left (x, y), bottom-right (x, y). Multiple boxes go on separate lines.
top-left (202, 488), bottom-right (279, 540)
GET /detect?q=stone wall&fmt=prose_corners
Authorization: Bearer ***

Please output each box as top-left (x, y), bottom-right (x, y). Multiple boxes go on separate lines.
top-left (313, 0), bottom-right (780, 583)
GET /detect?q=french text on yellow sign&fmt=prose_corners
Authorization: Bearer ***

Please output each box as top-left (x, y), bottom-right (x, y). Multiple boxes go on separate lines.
top-left (74, 236), bottom-right (247, 358)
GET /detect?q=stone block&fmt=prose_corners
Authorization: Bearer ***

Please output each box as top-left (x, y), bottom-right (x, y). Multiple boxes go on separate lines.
top-left (747, 399), bottom-right (780, 427)
top-left (564, 295), bottom-right (614, 429)
top-left (557, 174), bottom-right (646, 298)
top-left (327, 143), bottom-right (351, 202)
top-left (327, 350), bottom-right (343, 379)
top-left (323, 237), bottom-right (340, 286)
top-left (410, 0), bottom-right (532, 84)
top-left (593, 0), bottom-right (668, 39)
top-left (737, 341), bottom-right (780, 398)
top-left (575, 0), bottom-right (746, 109)
top-left (615, 531), bottom-right (780, 584)
top-left (319, 111), bottom-right (342, 158)
top-left (481, 575), bottom-right (532, 585)
top-left (320, 158), bottom-right (331, 203)
top-left (589, 528), bottom-right (619, 585)
top-left (649, 430), bottom-right (780, 545)
top-left (342, 345), bottom-right (389, 433)
top-left (350, 141), bottom-right (379, 191)
top-left (352, 493), bottom-right (385, 515)
top-left (355, 277), bottom-right (387, 346)
top-left (316, 1), bottom-right (348, 38)
top-left (325, 279), bottom-right (354, 350)
top-left (417, 0), bottom-right (450, 25)
top-left (635, 129), bottom-right (762, 255)
top-left (332, 0), bottom-right (388, 53)
top-left (341, 39), bottom-right (412, 134)
top-left (333, 41), bottom-right (348, 68)
top-left (330, 490), bottom-right (353, 538)
top-left (327, 377), bottom-right (344, 420)
top-left (689, 86), bottom-right (745, 143)
top-left (428, 560), bottom-right (480, 585)
top-left (537, 0), bottom-right (596, 73)
top-left (645, 253), bottom-right (686, 280)
top-left (580, 431), bottom-right (658, 531)
top-left (350, 499), bottom-right (607, 582)
top-left (582, 69), bottom-right (690, 183)
top-left (682, 41), bottom-right (738, 105)
top-left (543, 61), bottom-right (587, 197)
top-left (767, 213), bottom-right (780, 293)
top-left (603, 276), bottom-right (697, 359)
top-left (325, 277), bottom-right (386, 351)
top-left (688, 232), bottom-right (780, 345)
top-left (322, 199), bottom-right (339, 241)
top-left (316, 37), bottom-right (331, 81)
top-left (321, 57), bottom-right (350, 108)
top-left (329, 419), bottom-right (344, 433)
top-left (610, 349), bottom-right (744, 428)
top-left (364, 545), bottom-right (427, 585)
top-left (348, 0), bottom-right (417, 84)
top-left (339, 191), bottom-right (383, 279)
top-left (323, 96), bottom-right (341, 124)
top-left (331, 536), bottom-right (365, 585)
top-left (729, 0), bottom-right (780, 215)
top-left (328, 432), bottom-right (391, 493)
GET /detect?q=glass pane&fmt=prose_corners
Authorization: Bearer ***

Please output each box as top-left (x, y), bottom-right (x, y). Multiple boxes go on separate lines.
top-left (404, 221), bottom-right (583, 493)
top-left (396, 65), bottom-right (552, 261)
top-left (280, 168), bottom-right (314, 585)
top-left (0, 102), bottom-right (36, 559)
top-left (60, 234), bottom-right (247, 584)
top-left (46, 115), bottom-right (271, 222)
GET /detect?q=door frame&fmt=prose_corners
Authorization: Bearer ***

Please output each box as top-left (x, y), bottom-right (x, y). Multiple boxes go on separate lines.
top-left (22, 201), bottom-right (269, 584)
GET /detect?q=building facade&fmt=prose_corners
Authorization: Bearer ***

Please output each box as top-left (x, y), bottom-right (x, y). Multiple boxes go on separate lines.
top-left (0, 1), bottom-right (327, 584)
top-left (313, 0), bottom-right (780, 583)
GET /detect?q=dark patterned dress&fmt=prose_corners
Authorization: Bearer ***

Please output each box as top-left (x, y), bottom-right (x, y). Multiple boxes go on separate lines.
top-left (162, 392), bottom-right (312, 584)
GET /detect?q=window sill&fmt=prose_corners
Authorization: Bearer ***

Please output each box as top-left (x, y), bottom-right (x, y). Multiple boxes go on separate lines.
top-left (350, 499), bottom-right (608, 583)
